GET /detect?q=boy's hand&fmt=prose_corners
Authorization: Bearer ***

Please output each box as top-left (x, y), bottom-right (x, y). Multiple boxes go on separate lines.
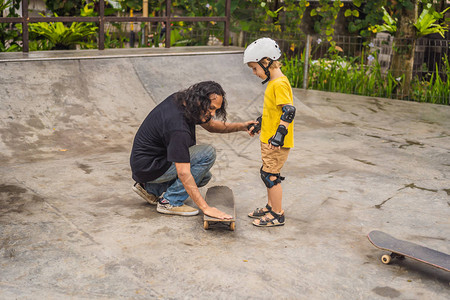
top-left (268, 124), bottom-right (287, 149)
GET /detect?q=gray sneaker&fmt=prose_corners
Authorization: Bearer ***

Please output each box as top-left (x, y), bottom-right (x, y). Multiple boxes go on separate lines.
top-left (156, 199), bottom-right (199, 216)
top-left (132, 182), bottom-right (158, 205)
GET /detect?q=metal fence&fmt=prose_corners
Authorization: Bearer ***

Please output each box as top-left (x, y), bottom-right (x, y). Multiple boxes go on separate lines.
top-left (0, 0), bottom-right (231, 52)
top-left (240, 31), bottom-right (450, 105)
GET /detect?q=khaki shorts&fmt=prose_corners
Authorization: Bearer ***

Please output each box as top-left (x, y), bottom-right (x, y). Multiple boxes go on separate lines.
top-left (260, 142), bottom-right (290, 174)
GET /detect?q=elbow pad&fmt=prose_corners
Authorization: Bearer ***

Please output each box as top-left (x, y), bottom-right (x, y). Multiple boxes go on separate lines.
top-left (281, 105), bottom-right (296, 123)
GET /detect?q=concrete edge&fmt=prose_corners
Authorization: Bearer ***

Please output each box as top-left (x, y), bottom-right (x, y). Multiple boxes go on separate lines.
top-left (0, 47), bottom-right (244, 63)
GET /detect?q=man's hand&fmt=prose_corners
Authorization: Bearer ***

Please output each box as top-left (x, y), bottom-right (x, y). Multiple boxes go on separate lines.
top-left (203, 206), bottom-right (233, 219)
top-left (247, 116), bottom-right (262, 136)
top-left (244, 120), bottom-right (259, 136)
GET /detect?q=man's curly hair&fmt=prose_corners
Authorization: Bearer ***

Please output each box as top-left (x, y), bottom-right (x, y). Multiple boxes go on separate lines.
top-left (175, 81), bottom-right (227, 124)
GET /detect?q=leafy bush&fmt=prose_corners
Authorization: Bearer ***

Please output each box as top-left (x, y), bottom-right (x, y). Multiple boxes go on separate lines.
top-left (29, 14), bottom-right (98, 50)
top-left (44, 0), bottom-right (84, 17)
top-left (0, 0), bottom-right (22, 52)
top-left (281, 51), bottom-right (450, 105)
top-left (411, 55), bottom-right (450, 105)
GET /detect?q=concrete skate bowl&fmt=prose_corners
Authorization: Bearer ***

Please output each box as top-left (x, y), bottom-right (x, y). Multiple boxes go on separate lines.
top-left (0, 51), bottom-right (272, 166)
top-left (2, 49), bottom-right (450, 299)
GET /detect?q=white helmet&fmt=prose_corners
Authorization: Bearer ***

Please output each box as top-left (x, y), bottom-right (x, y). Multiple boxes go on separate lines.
top-left (243, 37), bottom-right (281, 64)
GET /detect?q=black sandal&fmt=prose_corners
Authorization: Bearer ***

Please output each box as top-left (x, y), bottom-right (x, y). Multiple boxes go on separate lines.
top-left (253, 210), bottom-right (285, 227)
top-left (248, 204), bottom-right (272, 219)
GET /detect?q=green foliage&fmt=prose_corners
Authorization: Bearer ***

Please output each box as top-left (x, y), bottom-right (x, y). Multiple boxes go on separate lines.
top-left (310, 0), bottom-right (342, 37)
top-left (414, 3), bottom-right (449, 38)
top-left (283, 0), bottom-right (309, 33)
top-left (371, 6), bottom-right (397, 34)
top-left (29, 13), bottom-right (98, 50)
top-left (282, 54), bottom-right (304, 88)
top-left (104, 27), bottom-right (129, 48)
top-left (309, 0), bottom-right (343, 53)
top-left (411, 55), bottom-right (450, 105)
top-left (112, 0), bottom-right (143, 11)
top-left (172, 0), bottom-right (227, 17)
top-left (230, 0), bottom-right (270, 32)
top-left (0, 0), bottom-right (22, 52)
top-left (372, 2), bottom-right (449, 38)
top-left (282, 50), bottom-right (449, 105)
top-left (261, 2), bottom-right (283, 21)
top-left (346, 0), bottom-right (386, 38)
top-left (0, 0), bottom-right (12, 11)
top-left (44, 0), bottom-right (84, 16)
top-left (303, 53), bottom-right (401, 99)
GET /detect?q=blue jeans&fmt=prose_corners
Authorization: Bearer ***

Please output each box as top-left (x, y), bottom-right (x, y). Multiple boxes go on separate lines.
top-left (144, 144), bottom-right (216, 206)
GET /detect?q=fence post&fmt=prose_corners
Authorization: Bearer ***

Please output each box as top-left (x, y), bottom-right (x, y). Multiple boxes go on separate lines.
top-left (99, 0), bottom-right (105, 50)
top-left (224, 0), bottom-right (230, 46)
top-left (302, 35), bottom-right (311, 90)
top-left (165, 0), bottom-right (171, 48)
top-left (143, 0), bottom-right (149, 46)
top-left (22, 0), bottom-right (29, 52)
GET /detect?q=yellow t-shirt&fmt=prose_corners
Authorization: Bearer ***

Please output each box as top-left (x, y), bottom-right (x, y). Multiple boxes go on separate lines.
top-left (260, 76), bottom-right (294, 148)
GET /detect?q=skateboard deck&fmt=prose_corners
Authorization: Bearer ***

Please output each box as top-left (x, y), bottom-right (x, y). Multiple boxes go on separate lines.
top-left (367, 230), bottom-right (450, 272)
top-left (203, 185), bottom-right (235, 231)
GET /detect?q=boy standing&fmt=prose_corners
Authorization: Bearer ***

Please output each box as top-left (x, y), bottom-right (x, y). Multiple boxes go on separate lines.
top-left (244, 38), bottom-right (296, 227)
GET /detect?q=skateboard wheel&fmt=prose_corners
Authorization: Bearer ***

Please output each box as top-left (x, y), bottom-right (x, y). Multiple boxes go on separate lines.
top-left (203, 221), bottom-right (209, 230)
top-left (381, 254), bottom-right (391, 264)
top-left (229, 222), bottom-right (235, 231)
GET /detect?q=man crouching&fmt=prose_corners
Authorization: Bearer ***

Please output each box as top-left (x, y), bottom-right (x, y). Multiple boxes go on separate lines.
top-left (130, 81), bottom-right (257, 219)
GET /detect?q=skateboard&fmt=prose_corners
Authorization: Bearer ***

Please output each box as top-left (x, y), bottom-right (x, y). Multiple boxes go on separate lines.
top-left (367, 230), bottom-right (450, 272)
top-left (203, 185), bottom-right (235, 231)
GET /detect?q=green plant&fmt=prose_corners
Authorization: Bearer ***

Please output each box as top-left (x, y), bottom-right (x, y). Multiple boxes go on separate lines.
top-left (414, 3), bottom-right (449, 38)
top-left (282, 0), bottom-right (309, 33)
top-left (411, 55), bottom-right (450, 105)
top-left (29, 14), bottom-right (98, 50)
top-left (282, 50), bottom-right (450, 105)
top-left (0, 0), bottom-right (11, 11)
top-left (347, 0), bottom-right (385, 38)
top-left (231, 0), bottom-right (267, 32)
top-left (283, 52), bottom-right (405, 100)
top-left (371, 2), bottom-right (449, 38)
top-left (0, 0), bottom-right (22, 52)
top-left (281, 54), bottom-right (304, 88)
top-left (310, 0), bottom-right (343, 53)
top-left (371, 6), bottom-right (397, 35)
top-left (104, 28), bottom-right (128, 48)
top-left (44, 0), bottom-right (84, 16)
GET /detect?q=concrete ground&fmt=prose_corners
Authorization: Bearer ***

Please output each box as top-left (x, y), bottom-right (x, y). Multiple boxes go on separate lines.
top-left (0, 47), bottom-right (449, 299)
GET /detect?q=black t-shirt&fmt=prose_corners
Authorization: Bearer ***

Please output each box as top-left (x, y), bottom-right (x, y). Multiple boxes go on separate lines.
top-left (130, 93), bottom-right (196, 183)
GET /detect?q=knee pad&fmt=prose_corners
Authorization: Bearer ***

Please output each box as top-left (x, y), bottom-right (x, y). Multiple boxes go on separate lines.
top-left (260, 167), bottom-right (285, 188)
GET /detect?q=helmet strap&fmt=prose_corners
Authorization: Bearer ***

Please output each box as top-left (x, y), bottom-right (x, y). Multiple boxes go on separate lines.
top-left (258, 58), bottom-right (274, 84)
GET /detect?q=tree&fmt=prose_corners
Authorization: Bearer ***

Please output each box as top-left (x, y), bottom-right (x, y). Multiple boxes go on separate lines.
top-left (389, 0), bottom-right (418, 97)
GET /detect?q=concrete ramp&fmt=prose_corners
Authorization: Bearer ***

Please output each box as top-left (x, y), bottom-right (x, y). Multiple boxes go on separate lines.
top-left (0, 49), bottom-right (320, 165)
top-left (0, 51), bottom-right (268, 165)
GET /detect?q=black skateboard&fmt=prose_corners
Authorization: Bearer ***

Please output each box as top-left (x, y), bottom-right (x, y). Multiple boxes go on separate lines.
top-left (367, 230), bottom-right (449, 272)
top-left (203, 186), bottom-right (235, 231)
